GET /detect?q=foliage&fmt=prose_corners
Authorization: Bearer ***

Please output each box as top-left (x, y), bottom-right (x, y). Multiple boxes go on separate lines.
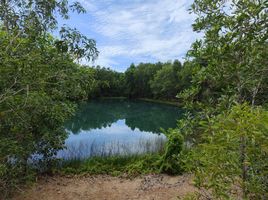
top-left (86, 59), bottom-right (194, 101)
top-left (181, 0), bottom-right (268, 111)
top-left (92, 60), bottom-right (192, 100)
top-left (124, 62), bottom-right (162, 98)
top-left (158, 129), bottom-right (184, 174)
top-left (90, 66), bottom-right (126, 98)
top-left (0, 0), bottom-right (98, 198)
top-left (184, 104), bottom-right (268, 199)
top-left (150, 61), bottom-right (182, 99)
top-left (0, 0), bottom-right (98, 60)
top-left (0, 30), bottom-right (97, 198)
top-left (172, 0), bottom-right (268, 199)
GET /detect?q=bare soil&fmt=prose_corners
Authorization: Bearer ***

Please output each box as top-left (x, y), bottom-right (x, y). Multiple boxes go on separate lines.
top-left (13, 174), bottom-right (196, 200)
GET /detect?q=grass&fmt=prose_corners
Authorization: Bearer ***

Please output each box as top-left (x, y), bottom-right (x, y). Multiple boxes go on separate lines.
top-left (56, 133), bottom-right (168, 177)
top-left (58, 154), bottom-right (163, 176)
top-left (58, 136), bottom-right (166, 160)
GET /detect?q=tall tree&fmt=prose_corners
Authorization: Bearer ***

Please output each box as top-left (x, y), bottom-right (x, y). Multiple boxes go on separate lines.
top-left (150, 63), bottom-right (178, 99)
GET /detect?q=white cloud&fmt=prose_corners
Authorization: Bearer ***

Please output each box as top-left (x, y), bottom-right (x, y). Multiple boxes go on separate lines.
top-left (78, 0), bottom-right (200, 70)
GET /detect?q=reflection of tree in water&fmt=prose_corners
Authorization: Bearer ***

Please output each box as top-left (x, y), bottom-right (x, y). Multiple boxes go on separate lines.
top-left (124, 101), bottom-right (183, 133)
top-left (65, 99), bottom-right (183, 134)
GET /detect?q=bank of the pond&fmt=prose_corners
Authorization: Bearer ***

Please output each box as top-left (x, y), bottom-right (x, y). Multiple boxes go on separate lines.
top-left (99, 96), bottom-right (127, 100)
top-left (137, 98), bottom-right (182, 107)
top-left (98, 97), bottom-right (182, 107)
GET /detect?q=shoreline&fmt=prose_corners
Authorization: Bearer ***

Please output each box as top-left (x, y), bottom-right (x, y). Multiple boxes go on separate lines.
top-left (137, 98), bottom-right (182, 107)
top-left (98, 96), bottom-right (182, 107)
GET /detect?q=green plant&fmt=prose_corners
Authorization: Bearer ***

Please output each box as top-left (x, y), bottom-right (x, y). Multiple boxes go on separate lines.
top-left (185, 104), bottom-right (268, 199)
top-left (159, 129), bottom-right (184, 174)
top-left (0, 0), bottom-right (98, 197)
top-left (59, 154), bottom-right (162, 176)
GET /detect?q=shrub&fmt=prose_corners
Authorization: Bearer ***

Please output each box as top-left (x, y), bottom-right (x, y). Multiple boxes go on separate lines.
top-left (185, 104), bottom-right (268, 199)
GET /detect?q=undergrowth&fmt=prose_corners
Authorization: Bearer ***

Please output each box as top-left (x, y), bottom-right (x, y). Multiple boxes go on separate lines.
top-left (58, 154), bottom-right (163, 176)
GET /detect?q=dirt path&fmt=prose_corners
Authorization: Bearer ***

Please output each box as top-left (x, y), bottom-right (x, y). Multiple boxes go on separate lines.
top-left (13, 174), bottom-right (196, 200)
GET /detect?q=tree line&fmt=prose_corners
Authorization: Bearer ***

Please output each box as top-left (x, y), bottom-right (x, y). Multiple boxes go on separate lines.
top-left (89, 59), bottom-right (193, 100)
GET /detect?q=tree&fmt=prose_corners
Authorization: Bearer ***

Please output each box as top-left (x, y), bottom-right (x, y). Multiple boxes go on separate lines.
top-left (181, 0), bottom-right (268, 110)
top-left (150, 64), bottom-right (178, 99)
top-left (90, 66), bottom-right (126, 97)
top-left (175, 0), bottom-right (268, 198)
top-left (150, 60), bottom-right (184, 99)
top-left (0, 0), bottom-right (98, 61)
top-left (124, 62), bottom-right (165, 98)
top-left (0, 1), bottom-right (98, 197)
top-left (125, 63), bottom-right (137, 98)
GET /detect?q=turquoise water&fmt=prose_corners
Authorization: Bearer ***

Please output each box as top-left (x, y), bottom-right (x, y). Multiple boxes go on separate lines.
top-left (58, 99), bottom-right (184, 160)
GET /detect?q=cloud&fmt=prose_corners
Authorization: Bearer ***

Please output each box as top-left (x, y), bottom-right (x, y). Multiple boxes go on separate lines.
top-left (77, 0), bottom-right (200, 71)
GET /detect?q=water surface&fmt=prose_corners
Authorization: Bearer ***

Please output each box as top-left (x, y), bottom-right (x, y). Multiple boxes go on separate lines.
top-left (58, 99), bottom-right (183, 160)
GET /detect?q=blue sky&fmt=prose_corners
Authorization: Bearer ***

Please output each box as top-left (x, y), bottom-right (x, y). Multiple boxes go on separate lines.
top-left (60, 0), bottom-right (200, 72)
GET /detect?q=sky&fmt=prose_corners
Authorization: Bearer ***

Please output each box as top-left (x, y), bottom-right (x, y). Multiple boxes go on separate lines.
top-left (60, 0), bottom-right (200, 72)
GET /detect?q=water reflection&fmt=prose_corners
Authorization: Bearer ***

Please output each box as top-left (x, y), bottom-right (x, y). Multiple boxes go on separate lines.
top-left (59, 99), bottom-right (183, 160)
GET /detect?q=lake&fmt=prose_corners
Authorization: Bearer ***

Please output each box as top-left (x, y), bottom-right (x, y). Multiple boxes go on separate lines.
top-left (57, 99), bottom-right (183, 160)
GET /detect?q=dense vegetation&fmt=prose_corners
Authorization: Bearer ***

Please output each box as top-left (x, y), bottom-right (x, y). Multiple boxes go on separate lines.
top-left (0, 0), bottom-right (267, 199)
top-left (177, 0), bottom-right (268, 199)
top-left (0, 0), bottom-right (98, 197)
top-left (89, 59), bottom-right (193, 100)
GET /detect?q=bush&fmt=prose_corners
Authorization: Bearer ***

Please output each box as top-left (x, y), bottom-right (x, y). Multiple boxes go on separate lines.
top-left (159, 129), bottom-right (184, 174)
top-left (0, 31), bottom-right (95, 198)
top-left (185, 104), bottom-right (268, 199)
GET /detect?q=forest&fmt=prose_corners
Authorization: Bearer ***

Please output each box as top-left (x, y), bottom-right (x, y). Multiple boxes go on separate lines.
top-left (0, 0), bottom-right (268, 199)
top-left (88, 59), bottom-right (191, 100)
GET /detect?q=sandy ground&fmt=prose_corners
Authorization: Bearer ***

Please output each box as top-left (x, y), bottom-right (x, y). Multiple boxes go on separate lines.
top-left (13, 174), bottom-right (196, 200)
